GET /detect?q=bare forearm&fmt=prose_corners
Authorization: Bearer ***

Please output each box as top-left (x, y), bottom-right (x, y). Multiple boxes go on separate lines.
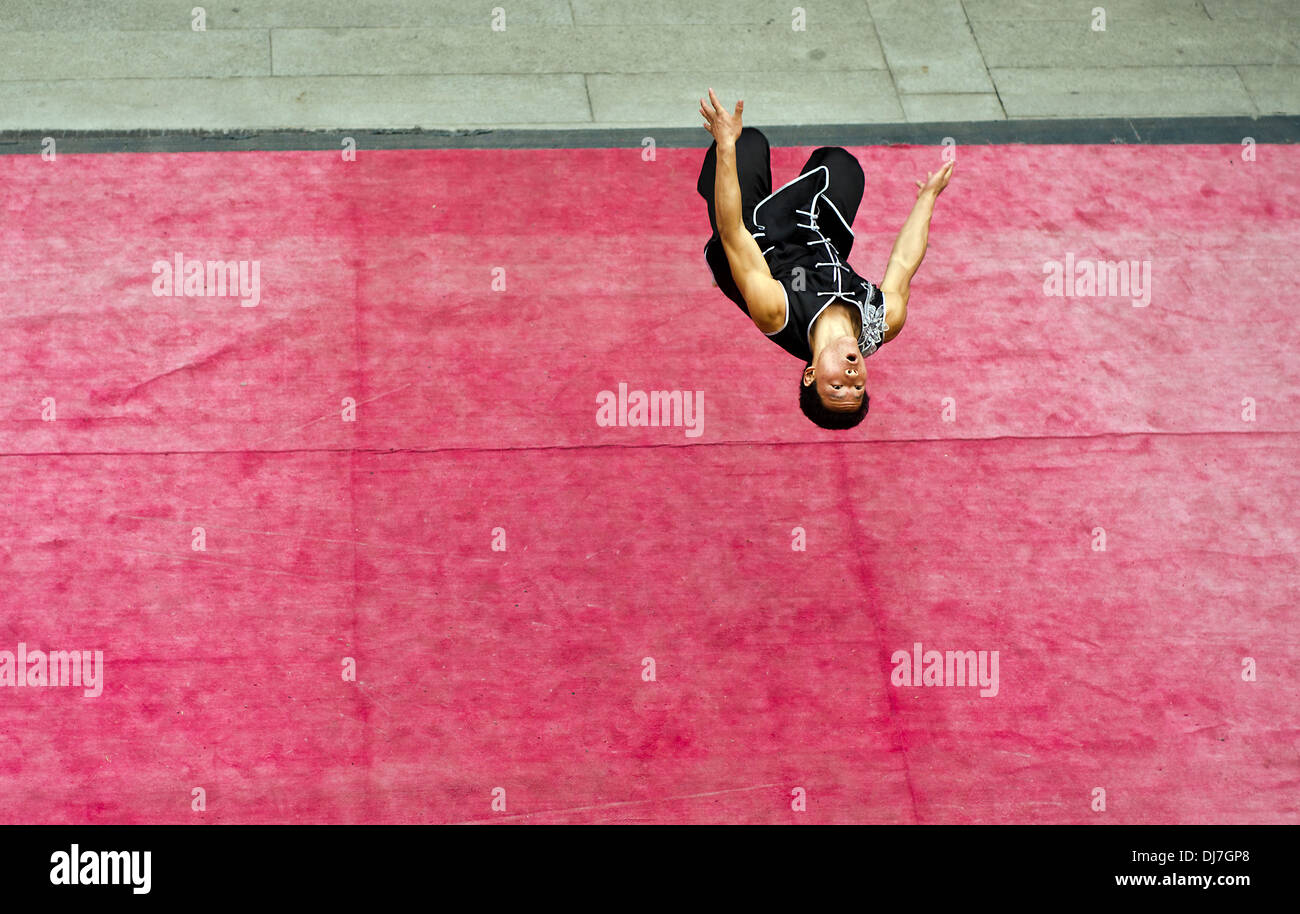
top-left (713, 139), bottom-right (745, 236)
top-left (708, 135), bottom-right (779, 318)
top-left (887, 191), bottom-right (938, 282)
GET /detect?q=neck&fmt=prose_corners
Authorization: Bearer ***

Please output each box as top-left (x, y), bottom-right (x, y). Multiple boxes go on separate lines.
top-left (809, 303), bottom-right (859, 361)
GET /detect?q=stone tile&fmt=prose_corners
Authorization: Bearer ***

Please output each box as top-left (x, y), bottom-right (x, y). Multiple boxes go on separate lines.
top-left (901, 93), bottom-right (1007, 121)
top-left (571, 0), bottom-right (873, 24)
top-left (1236, 66), bottom-right (1300, 114)
top-left (0, 75), bottom-right (592, 131)
top-left (270, 24), bottom-right (885, 76)
top-left (973, 19), bottom-right (1300, 67)
top-left (874, 17), bottom-right (995, 93)
top-left (588, 70), bottom-right (904, 125)
top-left (963, 0), bottom-right (1207, 20)
top-left (0, 30), bottom-right (269, 80)
top-left (1202, 0), bottom-right (1300, 18)
top-left (0, 0), bottom-right (573, 30)
top-left (867, 0), bottom-right (966, 21)
top-left (992, 66), bottom-right (1257, 117)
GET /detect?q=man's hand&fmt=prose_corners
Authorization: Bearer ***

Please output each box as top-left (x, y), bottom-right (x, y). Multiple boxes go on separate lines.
top-left (915, 160), bottom-right (955, 199)
top-left (699, 88), bottom-right (744, 146)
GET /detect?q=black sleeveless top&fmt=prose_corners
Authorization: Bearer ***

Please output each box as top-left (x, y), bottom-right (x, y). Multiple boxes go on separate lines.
top-left (706, 164), bottom-right (889, 363)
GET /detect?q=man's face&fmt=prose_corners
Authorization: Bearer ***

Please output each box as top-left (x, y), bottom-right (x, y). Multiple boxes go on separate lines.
top-left (806, 337), bottom-right (865, 411)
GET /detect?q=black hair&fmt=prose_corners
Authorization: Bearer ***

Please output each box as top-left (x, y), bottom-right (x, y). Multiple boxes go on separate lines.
top-left (798, 363), bottom-right (869, 430)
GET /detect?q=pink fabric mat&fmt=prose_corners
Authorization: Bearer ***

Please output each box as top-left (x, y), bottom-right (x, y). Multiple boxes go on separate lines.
top-left (0, 142), bottom-right (1295, 823)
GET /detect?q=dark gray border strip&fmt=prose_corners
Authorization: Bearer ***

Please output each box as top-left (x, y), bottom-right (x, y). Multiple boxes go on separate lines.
top-left (0, 116), bottom-right (1296, 155)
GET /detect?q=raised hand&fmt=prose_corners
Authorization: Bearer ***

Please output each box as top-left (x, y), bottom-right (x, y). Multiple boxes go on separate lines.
top-left (699, 88), bottom-right (744, 146)
top-left (915, 160), bottom-right (955, 199)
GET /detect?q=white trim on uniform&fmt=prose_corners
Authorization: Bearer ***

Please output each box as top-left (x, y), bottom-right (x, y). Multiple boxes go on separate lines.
top-left (798, 171), bottom-right (884, 357)
top-left (748, 160), bottom-right (883, 354)
top-left (818, 191), bottom-right (855, 241)
top-left (751, 166), bottom-right (829, 232)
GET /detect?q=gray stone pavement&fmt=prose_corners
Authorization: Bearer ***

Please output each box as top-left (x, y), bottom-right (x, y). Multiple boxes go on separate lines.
top-left (0, 0), bottom-right (1295, 132)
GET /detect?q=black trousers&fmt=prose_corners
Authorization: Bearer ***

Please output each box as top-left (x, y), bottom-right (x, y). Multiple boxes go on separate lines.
top-left (697, 128), bottom-right (866, 311)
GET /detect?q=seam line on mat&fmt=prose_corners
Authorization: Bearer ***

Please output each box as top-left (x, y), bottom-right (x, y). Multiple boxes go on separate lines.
top-left (1, 427), bottom-right (1296, 459)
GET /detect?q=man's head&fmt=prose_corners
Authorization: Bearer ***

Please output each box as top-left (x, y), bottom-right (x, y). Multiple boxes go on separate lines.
top-left (798, 337), bottom-right (868, 429)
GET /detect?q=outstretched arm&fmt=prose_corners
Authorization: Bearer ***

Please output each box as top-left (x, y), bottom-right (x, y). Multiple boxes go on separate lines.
top-left (880, 160), bottom-right (954, 341)
top-left (700, 90), bottom-right (785, 333)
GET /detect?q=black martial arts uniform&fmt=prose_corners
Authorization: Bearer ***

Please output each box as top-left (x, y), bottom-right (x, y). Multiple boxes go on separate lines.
top-left (697, 127), bottom-right (889, 363)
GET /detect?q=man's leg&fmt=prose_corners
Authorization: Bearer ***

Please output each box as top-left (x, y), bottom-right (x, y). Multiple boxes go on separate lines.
top-left (797, 147), bottom-right (865, 255)
top-left (698, 126), bottom-right (771, 234)
top-left (699, 127), bottom-right (772, 310)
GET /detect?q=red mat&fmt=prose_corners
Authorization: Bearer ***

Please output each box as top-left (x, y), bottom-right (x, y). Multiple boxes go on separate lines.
top-left (0, 142), bottom-right (1296, 823)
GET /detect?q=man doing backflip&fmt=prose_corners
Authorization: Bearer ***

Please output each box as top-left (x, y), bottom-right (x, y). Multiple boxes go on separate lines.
top-left (697, 90), bottom-right (954, 429)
